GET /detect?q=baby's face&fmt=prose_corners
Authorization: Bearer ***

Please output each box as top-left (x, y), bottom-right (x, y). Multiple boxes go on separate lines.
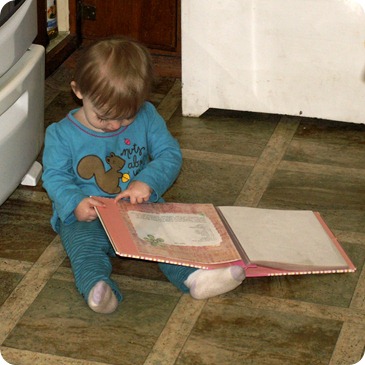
top-left (79, 97), bottom-right (135, 133)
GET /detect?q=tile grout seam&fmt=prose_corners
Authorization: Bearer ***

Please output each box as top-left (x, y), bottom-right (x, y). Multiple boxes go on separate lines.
top-left (234, 115), bottom-right (301, 207)
top-left (0, 236), bottom-right (66, 345)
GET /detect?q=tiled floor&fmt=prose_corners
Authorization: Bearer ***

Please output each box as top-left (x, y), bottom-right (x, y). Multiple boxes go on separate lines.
top-left (1, 48), bottom-right (365, 365)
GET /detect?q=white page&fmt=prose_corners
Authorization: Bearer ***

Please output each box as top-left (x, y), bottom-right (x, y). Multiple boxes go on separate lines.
top-left (218, 206), bottom-right (347, 269)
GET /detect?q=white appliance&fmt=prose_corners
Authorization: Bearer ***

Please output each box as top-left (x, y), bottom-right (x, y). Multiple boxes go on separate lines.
top-left (0, 0), bottom-right (45, 205)
top-left (182, 0), bottom-right (365, 124)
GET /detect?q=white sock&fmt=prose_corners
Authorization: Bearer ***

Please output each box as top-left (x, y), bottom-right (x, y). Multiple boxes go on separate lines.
top-left (87, 280), bottom-right (118, 314)
top-left (184, 265), bottom-right (245, 300)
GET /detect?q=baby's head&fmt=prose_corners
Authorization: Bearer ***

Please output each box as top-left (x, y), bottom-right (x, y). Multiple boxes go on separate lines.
top-left (72, 37), bottom-right (153, 120)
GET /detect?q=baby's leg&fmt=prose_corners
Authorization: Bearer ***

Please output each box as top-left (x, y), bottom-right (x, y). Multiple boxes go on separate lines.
top-left (59, 220), bottom-right (122, 313)
top-left (184, 266), bottom-right (245, 300)
top-left (158, 263), bottom-right (196, 293)
top-left (159, 263), bottom-right (245, 299)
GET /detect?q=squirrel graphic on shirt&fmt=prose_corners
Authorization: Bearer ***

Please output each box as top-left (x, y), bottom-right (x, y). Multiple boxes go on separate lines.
top-left (77, 153), bottom-right (130, 194)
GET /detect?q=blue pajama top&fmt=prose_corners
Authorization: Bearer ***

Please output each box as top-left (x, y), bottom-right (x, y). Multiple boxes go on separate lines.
top-left (42, 101), bottom-right (182, 232)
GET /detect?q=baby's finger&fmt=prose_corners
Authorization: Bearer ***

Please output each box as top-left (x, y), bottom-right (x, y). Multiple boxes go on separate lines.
top-left (114, 191), bottom-right (130, 203)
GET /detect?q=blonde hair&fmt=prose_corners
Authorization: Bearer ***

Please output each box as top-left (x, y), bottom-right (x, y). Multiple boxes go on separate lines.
top-left (73, 38), bottom-right (153, 119)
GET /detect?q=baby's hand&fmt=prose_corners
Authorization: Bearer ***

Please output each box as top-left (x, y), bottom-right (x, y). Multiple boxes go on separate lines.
top-left (114, 181), bottom-right (152, 204)
top-left (74, 197), bottom-right (106, 222)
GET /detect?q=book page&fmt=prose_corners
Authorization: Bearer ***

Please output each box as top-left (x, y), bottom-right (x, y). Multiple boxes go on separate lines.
top-left (116, 201), bottom-right (242, 266)
top-left (218, 206), bottom-right (348, 270)
top-left (127, 211), bottom-right (222, 247)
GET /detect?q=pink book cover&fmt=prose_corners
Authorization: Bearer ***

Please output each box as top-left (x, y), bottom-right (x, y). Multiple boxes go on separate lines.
top-left (94, 197), bottom-right (356, 278)
top-left (94, 197), bottom-right (242, 269)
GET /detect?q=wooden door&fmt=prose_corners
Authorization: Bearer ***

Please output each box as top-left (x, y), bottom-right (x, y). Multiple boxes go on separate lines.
top-left (81, 0), bottom-right (180, 56)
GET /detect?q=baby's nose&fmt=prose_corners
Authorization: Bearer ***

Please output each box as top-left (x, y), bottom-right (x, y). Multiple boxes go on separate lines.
top-left (107, 120), bottom-right (122, 131)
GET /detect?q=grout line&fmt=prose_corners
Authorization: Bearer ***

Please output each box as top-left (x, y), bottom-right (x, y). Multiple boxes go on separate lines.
top-left (328, 262), bottom-right (365, 364)
top-left (156, 79), bottom-right (182, 122)
top-left (0, 258), bottom-right (32, 275)
top-left (329, 322), bottom-right (365, 365)
top-left (234, 116), bottom-right (300, 207)
top-left (0, 347), bottom-right (115, 365)
top-left (350, 261), bottom-right (365, 310)
top-left (143, 295), bottom-right (206, 365)
top-left (0, 236), bottom-right (66, 345)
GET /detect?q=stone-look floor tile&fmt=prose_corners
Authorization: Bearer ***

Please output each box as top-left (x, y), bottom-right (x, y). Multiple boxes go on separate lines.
top-left (0, 271), bottom-right (23, 306)
top-left (110, 257), bottom-right (168, 281)
top-left (44, 91), bottom-right (80, 129)
top-left (321, 209), bottom-right (365, 240)
top-left (176, 302), bottom-right (342, 365)
top-left (164, 158), bottom-right (253, 206)
top-left (168, 111), bottom-right (280, 157)
top-left (1, 45), bottom-right (365, 365)
top-left (285, 119), bottom-right (365, 168)
top-left (153, 77), bottom-right (177, 96)
top-left (45, 62), bottom-right (75, 93)
top-left (0, 196), bottom-right (56, 262)
top-left (203, 241), bottom-right (364, 309)
top-left (260, 166), bottom-right (365, 212)
top-left (235, 255), bottom-right (363, 307)
top-left (3, 279), bottom-right (180, 365)
top-left (44, 83), bottom-right (64, 109)
top-left (59, 251), bottom-right (168, 282)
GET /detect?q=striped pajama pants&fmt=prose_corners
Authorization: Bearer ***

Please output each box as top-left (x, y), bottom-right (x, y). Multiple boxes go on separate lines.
top-left (59, 219), bottom-right (196, 302)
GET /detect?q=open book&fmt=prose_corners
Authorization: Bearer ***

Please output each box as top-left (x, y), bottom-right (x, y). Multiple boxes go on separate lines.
top-left (94, 197), bottom-right (356, 277)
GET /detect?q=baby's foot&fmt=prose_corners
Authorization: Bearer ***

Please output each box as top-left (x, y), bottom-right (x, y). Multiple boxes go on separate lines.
top-left (87, 280), bottom-right (118, 314)
top-left (184, 265), bottom-right (245, 300)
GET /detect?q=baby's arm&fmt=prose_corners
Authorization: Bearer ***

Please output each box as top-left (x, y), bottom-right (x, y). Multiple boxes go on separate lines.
top-left (129, 104), bottom-right (182, 201)
top-left (43, 123), bottom-right (92, 224)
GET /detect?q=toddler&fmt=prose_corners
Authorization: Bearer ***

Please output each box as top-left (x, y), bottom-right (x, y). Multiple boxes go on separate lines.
top-left (42, 38), bottom-right (245, 314)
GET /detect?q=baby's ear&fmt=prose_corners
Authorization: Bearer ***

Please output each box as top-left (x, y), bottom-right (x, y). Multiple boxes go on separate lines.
top-left (71, 81), bottom-right (83, 100)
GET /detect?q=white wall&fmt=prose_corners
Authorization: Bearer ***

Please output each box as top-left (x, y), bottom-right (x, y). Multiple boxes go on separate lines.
top-left (182, 0), bottom-right (365, 124)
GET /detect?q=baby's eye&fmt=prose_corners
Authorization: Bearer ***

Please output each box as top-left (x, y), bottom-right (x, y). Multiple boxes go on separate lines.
top-left (97, 115), bottom-right (108, 122)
